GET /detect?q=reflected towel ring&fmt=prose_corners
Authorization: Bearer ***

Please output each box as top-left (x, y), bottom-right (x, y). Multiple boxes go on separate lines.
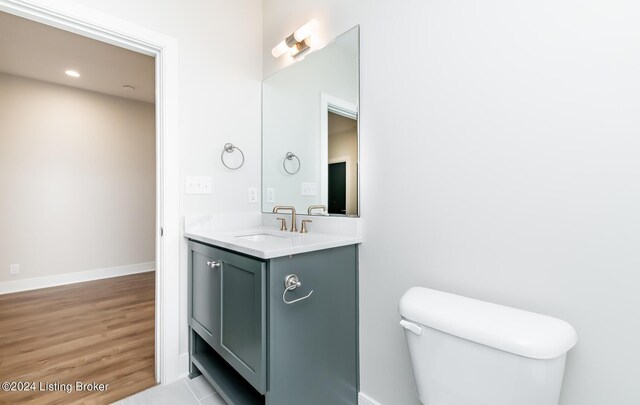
top-left (283, 152), bottom-right (301, 174)
top-left (221, 143), bottom-right (245, 170)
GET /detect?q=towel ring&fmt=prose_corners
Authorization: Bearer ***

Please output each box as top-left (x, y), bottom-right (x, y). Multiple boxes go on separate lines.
top-left (283, 152), bottom-right (301, 175)
top-left (221, 143), bottom-right (245, 170)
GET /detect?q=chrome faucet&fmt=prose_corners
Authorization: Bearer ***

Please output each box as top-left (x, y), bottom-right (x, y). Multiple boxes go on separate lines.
top-left (273, 206), bottom-right (297, 232)
top-left (307, 204), bottom-right (327, 215)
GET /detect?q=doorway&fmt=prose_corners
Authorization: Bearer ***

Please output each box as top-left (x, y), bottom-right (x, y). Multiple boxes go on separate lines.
top-left (328, 162), bottom-right (347, 214)
top-left (0, 10), bottom-right (156, 403)
top-left (0, 0), bottom-right (180, 399)
top-left (327, 111), bottom-right (358, 216)
top-left (320, 93), bottom-right (359, 216)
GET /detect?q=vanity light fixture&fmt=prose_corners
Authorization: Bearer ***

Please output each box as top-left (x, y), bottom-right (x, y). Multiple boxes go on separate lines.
top-left (65, 69), bottom-right (80, 78)
top-left (271, 19), bottom-right (319, 58)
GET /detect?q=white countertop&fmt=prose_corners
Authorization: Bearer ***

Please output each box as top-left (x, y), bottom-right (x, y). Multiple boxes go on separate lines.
top-left (184, 214), bottom-right (362, 259)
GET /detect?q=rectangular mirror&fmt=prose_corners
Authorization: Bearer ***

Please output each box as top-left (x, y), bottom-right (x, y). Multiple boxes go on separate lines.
top-left (262, 26), bottom-right (359, 216)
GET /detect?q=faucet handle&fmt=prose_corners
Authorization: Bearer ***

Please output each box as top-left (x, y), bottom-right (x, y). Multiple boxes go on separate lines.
top-left (277, 217), bottom-right (288, 231)
top-left (300, 219), bottom-right (312, 233)
top-left (307, 205), bottom-right (327, 215)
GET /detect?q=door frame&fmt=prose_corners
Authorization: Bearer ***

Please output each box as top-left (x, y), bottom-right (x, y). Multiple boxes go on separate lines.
top-left (0, 0), bottom-right (181, 385)
top-left (319, 92), bottom-right (358, 213)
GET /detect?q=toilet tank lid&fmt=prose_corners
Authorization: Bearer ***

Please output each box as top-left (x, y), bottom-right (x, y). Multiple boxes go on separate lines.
top-left (399, 287), bottom-right (577, 360)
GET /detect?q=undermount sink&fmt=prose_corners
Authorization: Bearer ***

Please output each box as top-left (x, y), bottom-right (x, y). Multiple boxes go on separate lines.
top-left (235, 233), bottom-right (291, 242)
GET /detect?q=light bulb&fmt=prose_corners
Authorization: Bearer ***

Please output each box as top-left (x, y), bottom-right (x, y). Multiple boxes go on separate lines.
top-left (293, 19), bottom-right (318, 42)
top-left (271, 40), bottom-right (289, 58)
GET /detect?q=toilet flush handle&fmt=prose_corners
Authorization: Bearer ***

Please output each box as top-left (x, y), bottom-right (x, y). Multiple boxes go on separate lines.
top-left (400, 319), bottom-right (423, 335)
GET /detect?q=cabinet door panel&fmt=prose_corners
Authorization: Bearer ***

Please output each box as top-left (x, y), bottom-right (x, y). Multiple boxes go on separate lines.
top-left (219, 254), bottom-right (266, 394)
top-left (221, 264), bottom-right (257, 367)
top-left (188, 242), bottom-right (222, 349)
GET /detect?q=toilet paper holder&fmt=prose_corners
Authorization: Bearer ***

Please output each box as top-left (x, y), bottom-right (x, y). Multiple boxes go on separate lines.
top-left (282, 274), bottom-right (313, 305)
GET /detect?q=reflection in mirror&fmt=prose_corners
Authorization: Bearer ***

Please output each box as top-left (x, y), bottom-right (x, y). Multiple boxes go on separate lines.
top-left (262, 26), bottom-right (359, 216)
top-left (328, 112), bottom-right (357, 215)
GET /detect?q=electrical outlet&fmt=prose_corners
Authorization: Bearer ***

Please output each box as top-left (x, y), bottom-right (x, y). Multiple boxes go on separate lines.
top-left (185, 176), bottom-right (212, 194)
top-left (301, 182), bottom-right (317, 196)
top-left (248, 187), bottom-right (258, 203)
top-left (9, 264), bottom-right (19, 275)
top-left (266, 188), bottom-right (275, 203)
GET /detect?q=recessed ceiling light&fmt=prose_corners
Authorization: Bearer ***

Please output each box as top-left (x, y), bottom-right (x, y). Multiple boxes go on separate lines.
top-left (65, 70), bottom-right (80, 78)
top-left (122, 85), bottom-right (136, 91)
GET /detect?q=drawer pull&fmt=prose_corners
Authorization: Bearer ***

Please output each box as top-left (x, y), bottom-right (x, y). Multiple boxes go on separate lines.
top-left (282, 274), bottom-right (313, 305)
top-left (206, 260), bottom-right (221, 269)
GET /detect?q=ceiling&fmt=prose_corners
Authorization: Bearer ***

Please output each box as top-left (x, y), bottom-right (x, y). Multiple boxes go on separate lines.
top-left (0, 11), bottom-right (155, 103)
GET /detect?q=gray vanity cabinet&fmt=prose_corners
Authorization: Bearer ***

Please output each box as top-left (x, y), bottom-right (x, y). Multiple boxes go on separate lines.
top-left (188, 242), bottom-right (267, 394)
top-left (188, 240), bottom-right (358, 405)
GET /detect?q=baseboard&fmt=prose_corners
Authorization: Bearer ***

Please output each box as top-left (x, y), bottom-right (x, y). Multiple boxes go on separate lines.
top-left (0, 262), bottom-right (155, 295)
top-left (177, 352), bottom-right (190, 381)
top-left (359, 392), bottom-right (382, 405)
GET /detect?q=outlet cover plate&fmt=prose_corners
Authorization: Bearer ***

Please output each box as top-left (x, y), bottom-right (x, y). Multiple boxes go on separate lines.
top-left (248, 187), bottom-right (258, 203)
top-left (301, 182), bottom-right (317, 196)
top-left (266, 188), bottom-right (275, 203)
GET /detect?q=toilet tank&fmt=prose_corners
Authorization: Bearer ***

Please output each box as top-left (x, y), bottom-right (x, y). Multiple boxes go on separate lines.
top-left (399, 287), bottom-right (577, 405)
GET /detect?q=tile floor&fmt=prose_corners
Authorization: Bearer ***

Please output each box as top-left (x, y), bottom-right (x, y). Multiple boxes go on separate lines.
top-left (112, 375), bottom-right (227, 405)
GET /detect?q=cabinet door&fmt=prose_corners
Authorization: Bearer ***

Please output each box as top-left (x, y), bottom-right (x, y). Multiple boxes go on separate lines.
top-left (218, 252), bottom-right (266, 394)
top-left (188, 241), bottom-right (222, 349)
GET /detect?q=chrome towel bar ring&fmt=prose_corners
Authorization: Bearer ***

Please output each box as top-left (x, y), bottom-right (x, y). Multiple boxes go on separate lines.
top-left (283, 152), bottom-right (300, 174)
top-left (221, 143), bottom-right (245, 170)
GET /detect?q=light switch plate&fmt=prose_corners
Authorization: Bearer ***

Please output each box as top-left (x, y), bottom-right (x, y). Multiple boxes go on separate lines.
top-left (266, 188), bottom-right (275, 203)
top-left (9, 264), bottom-right (19, 275)
top-left (301, 182), bottom-right (317, 196)
top-left (248, 187), bottom-right (258, 204)
top-left (185, 176), bottom-right (212, 194)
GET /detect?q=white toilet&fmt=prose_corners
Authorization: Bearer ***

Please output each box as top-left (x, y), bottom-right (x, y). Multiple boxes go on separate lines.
top-left (399, 287), bottom-right (577, 405)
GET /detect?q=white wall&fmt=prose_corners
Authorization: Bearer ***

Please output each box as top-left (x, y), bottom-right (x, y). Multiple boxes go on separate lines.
top-left (0, 73), bottom-right (155, 282)
top-left (36, 0), bottom-right (263, 358)
top-left (264, 1), bottom-right (640, 404)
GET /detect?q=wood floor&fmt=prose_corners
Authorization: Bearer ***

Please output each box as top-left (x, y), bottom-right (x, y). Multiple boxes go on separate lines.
top-left (0, 272), bottom-right (156, 405)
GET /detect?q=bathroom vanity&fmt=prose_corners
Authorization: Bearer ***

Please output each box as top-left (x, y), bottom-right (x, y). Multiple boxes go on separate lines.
top-left (186, 215), bottom-right (361, 405)
top-left (186, 23), bottom-right (362, 405)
